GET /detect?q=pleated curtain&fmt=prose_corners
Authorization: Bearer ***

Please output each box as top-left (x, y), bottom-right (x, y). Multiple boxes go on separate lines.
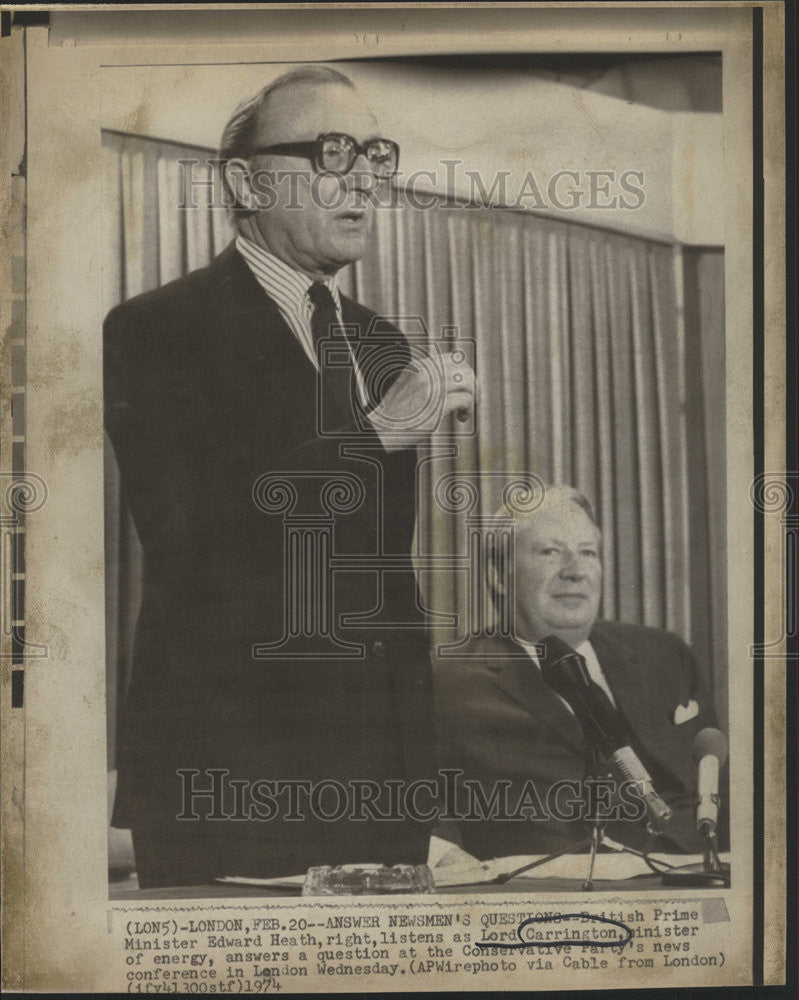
top-left (343, 205), bottom-right (690, 641)
top-left (102, 130), bottom-right (723, 762)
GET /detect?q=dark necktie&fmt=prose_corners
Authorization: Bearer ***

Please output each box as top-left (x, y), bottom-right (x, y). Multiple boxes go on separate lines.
top-left (308, 282), bottom-right (355, 429)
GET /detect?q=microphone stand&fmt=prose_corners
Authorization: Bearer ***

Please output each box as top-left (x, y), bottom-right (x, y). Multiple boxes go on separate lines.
top-left (661, 821), bottom-right (730, 887)
top-left (498, 748), bottom-right (609, 891)
top-left (581, 748), bottom-right (609, 890)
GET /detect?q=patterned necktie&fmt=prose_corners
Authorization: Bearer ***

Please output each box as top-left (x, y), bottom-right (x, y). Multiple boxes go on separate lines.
top-left (308, 282), bottom-right (354, 429)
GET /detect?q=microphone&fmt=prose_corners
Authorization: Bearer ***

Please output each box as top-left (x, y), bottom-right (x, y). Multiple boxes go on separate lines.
top-left (661, 727), bottom-right (730, 886)
top-left (539, 635), bottom-right (673, 833)
top-left (693, 728), bottom-right (727, 836)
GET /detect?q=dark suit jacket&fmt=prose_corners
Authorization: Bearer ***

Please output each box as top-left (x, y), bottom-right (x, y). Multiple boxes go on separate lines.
top-left (104, 243), bottom-right (433, 873)
top-left (435, 622), bottom-right (726, 859)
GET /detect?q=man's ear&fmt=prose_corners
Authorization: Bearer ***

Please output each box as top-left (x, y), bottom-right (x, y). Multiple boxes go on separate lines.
top-left (223, 159), bottom-right (258, 212)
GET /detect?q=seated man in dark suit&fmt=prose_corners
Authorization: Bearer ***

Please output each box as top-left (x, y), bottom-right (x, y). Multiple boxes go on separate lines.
top-left (435, 484), bottom-right (727, 861)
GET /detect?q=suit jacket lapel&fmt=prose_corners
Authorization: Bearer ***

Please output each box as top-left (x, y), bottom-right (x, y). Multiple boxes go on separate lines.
top-left (209, 254), bottom-right (365, 394)
top-left (490, 626), bottom-right (696, 791)
top-left (590, 624), bottom-right (694, 791)
top-left (589, 625), bottom-right (649, 735)
top-left (339, 295), bottom-right (411, 409)
top-left (490, 637), bottom-right (586, 753)
top-left (209, 242), bottom-right (312, 376)
top-left (200, 243), bottom-right (321, 477)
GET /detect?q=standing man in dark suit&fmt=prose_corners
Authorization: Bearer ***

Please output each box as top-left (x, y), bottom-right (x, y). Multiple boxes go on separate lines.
top-left (435, 485), bottom-right (726, 860)
top-left (105, 66), bottom-right (476, 887)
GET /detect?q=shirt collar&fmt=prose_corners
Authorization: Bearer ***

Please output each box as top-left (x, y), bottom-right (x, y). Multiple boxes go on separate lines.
top-left (235, 234), bottom-right (340, 315)
top-left (517, 637), bottom-right (593, 668)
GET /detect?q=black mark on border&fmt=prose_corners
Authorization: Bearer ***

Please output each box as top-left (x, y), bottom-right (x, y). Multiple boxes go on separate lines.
top-left (477, 913), bottom-right (632, 951)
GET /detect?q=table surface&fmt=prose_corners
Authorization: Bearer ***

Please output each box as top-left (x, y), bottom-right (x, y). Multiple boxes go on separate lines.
top-left (110, 873), bottom-right (683, 900)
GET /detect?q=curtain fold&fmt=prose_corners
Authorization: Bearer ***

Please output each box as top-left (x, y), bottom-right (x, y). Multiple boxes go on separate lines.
top-left (102, 130), bottom-right (725, 764)
top-left (102, 132), bottom-right (236, 764)
top-left (341, 205), bottom-right (692, 651)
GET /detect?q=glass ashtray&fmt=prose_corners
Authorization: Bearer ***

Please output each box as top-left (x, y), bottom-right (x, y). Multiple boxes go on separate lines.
top-left (302, 863), bottom-right (435, 896)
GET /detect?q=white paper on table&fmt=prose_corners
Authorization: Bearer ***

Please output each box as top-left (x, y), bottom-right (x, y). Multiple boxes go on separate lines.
top-left (214, 851), bottom-right (727, 890)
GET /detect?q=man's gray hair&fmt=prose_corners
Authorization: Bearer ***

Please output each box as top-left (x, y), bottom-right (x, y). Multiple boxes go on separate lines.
top-left (218, 66), bottom-right (356, 210)
top-left (495, 483), bottom-right (599, 529)
top-left (539, 484), bottom-right (599, 528)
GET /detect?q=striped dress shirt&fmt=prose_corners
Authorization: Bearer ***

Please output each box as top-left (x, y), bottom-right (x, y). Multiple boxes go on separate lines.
top-left (235, 235), bottom-right (368, 405)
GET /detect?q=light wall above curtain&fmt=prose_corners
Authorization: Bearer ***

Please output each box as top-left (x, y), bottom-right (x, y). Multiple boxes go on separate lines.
top-left (98, 58), bottom-right (723, 246)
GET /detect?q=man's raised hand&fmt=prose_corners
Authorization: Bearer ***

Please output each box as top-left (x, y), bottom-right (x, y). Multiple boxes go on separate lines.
top-left (368, 349), bottom-right (477, 451)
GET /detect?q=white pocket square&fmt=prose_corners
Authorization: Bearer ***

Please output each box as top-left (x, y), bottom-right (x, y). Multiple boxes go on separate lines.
top-left (673, 700), bottom-right (699, 725)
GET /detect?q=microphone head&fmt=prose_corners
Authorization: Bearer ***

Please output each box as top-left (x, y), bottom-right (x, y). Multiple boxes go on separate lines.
top-left (692, 727), bottom-right (728, 765)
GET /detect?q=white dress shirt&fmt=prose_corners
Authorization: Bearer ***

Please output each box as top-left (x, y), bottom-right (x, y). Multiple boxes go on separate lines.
top-left (517, 637), bottom-right (618, 712)
top-left (236, 235), bottom-right (368, 405)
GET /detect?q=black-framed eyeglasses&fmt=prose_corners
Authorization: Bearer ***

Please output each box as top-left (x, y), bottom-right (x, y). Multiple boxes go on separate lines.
top-left (251, 132), bottom-right (400, 179)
